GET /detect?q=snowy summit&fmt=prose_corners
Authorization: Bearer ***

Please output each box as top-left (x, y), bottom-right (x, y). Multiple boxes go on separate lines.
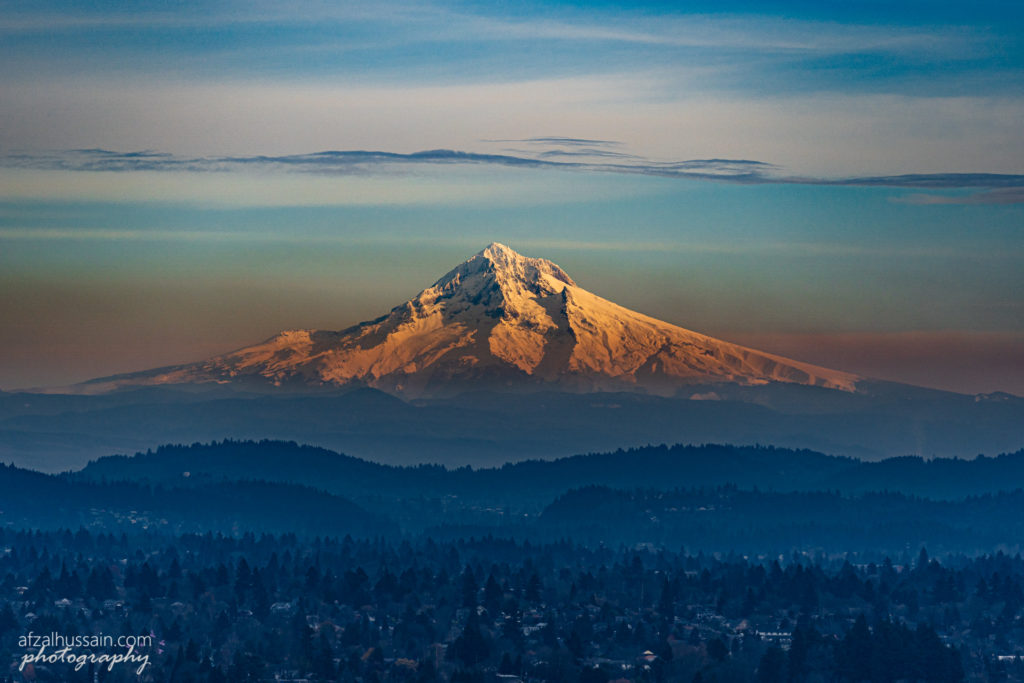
top-left (81, 243), bottom-right (860, 396)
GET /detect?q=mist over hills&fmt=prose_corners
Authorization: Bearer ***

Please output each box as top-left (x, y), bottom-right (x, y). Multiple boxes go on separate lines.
top-left (0, 439), bottom-right (1018, 556)
top-left (0, 460), bottom-right (393, 537)
top-left (2, 383), bottom-right (1022, 472)
top-left (3, 244), bottom-right (1018, 472)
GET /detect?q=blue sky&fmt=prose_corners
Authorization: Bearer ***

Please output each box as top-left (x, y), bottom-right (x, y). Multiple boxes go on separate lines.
top-left (0, 0), bottom-right (1022, 393)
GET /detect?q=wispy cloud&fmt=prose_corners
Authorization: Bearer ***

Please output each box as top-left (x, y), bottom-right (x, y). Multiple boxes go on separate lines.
top-left (0, 148), bottom-right (781, 182)
top-left (486, 137), bottom-right (622, 147)
top-left (4, 148), bottom-right (1023, 199)
top-left (493, 137), bottom-right (639, 160)
top-left (0, 3), bottom-right (978, 55)
top-left (830, 173), bottom-right (1024, 189)
top-left (407, 6), bottom-right (991, 60)
top-left (893, 188), bottom-right (1024, 205)
top-left (537, 149), bottom-right (641, 160)
top-left (2, 2), bottom-right (1012, 102)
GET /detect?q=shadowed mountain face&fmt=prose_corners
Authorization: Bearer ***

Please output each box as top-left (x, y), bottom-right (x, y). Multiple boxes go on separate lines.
top-left (77, 243), bottom-right (859, 397)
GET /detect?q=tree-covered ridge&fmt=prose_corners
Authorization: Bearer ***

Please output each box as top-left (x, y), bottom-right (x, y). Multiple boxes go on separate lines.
top-left (9, 440), bottom-right (1024, 555)
top-left (0, 462), bottom-right (393, 537)
top-left (77, 439), bottom-right (1024, 502)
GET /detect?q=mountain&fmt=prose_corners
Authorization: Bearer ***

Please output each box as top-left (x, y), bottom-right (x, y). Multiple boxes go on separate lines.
top-left (76, 243), bottom-right (859, 397)
top-left (13, 243), bottom-right (1018, 469)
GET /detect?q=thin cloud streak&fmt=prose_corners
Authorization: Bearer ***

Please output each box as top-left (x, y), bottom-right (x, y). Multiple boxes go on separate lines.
top-left (4, 148), bottom-right (1023, 198)
top-left (894, 188), bottom-right (1024, 205)
top-left (485, 137), bottom-right (623, 147)
top-left (0, 4), bottom-right (979, 58)
top-left (0, 148), bottom-right (780, 182)
top-left (537, 149), bottom-right (641, 160)
top-left (456, 12), bottom-right (982, 58)
top-left (1, 229), bottom-right (1013, 263)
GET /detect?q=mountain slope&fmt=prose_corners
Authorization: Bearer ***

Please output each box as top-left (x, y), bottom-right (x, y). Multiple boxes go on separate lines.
top-left (79, 243), bottom-right (858, 397)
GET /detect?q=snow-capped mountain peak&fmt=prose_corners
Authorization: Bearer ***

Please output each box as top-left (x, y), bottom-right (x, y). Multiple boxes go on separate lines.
top-left (429, 242), bottom-right (575, 300)
top-left (78, 243), bottom-right (860, 396)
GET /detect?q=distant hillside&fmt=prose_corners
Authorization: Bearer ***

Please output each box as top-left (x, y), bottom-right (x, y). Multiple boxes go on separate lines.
top-left (75, 439), bottom-right (1024, 505)
top-left (10, 439), bottom-right (1024, 554)
top-left (0, 462), bottom-right (393, 537)
top-left (4, 382), bottom-right (1022, 472)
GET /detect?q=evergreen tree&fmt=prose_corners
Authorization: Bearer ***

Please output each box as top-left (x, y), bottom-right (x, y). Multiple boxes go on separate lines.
top-left (835, 614), bottom-right (872, 681)
top-left (451, 610), bottom-right (489, 666)
top-left (757, 646), bottom-right (787, 683)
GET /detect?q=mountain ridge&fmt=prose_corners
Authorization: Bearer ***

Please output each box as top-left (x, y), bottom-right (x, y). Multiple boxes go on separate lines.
top-left (73, 437), bottom-right (1024, 503)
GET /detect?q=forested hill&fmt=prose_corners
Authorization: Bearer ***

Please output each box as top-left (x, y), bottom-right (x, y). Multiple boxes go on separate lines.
top-left (0, 462), bottom-right (393, 537)
top-left (6, 440), bottom-right (1024, 553)
top-left (75, 439), bottom-right (1024, 502)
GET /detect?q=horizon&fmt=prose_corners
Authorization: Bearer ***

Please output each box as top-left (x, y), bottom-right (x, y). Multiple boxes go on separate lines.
top-left (1, 1), bottom-right (1022, 395)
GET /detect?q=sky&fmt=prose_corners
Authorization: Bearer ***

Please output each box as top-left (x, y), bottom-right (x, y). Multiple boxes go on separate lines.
top-left (0, 0), bottom-right (1022, 395)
